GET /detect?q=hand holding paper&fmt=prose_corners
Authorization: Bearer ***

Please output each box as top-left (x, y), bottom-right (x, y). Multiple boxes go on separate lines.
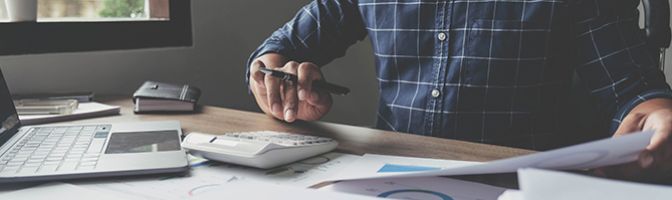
top-left (330, 131), bottom-right (655, 181)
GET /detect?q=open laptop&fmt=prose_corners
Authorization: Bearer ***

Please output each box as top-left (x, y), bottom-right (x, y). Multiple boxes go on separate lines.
top-left (0, 71), bottom-right (189, 183)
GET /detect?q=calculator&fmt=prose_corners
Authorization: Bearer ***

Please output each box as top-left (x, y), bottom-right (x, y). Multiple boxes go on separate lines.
top-left (182, 131), bottom-right (338, 169)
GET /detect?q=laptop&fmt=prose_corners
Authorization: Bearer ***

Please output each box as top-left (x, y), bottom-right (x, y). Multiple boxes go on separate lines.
top-left (0, 71), bottom-right (189, 183)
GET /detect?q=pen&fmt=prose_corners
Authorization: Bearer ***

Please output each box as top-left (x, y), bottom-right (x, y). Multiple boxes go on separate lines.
top-left (259, 67), bottom-right (350, 96)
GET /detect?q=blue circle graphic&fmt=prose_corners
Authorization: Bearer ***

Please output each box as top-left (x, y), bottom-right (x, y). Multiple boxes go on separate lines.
top-left (377, 189), bottom-right (454, 200)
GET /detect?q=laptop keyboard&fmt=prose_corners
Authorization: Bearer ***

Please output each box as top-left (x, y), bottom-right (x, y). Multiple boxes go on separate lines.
top-left (0, 125), bottom-right (110, 175)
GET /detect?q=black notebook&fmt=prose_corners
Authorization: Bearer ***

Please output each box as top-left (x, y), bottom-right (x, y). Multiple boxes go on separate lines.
top-left (133, 81), bottom-right (201, 113)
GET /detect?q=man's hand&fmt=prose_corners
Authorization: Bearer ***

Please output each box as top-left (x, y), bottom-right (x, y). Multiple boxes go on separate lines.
top-left (597, 98), bottom-right (672, 181)
top-left (249, 53), bottom-right (333, 122)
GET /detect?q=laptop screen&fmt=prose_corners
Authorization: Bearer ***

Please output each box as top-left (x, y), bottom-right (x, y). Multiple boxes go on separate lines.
top-left (0, 70), bottom-right (20, 147)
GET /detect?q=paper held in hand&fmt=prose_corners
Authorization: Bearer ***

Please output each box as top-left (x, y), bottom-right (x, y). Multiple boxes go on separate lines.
top-left (330, 130), bottom-right (655, 181)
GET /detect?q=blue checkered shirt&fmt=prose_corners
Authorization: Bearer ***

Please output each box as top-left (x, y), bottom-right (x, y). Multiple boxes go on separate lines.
top-left (247, 0), bottom-right (672, 150)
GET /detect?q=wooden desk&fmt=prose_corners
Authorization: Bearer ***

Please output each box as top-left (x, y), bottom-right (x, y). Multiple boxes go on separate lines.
top-left (83, 98), bottom-right (533, 161)
top-left (57, 98), bottom-right (535, 188)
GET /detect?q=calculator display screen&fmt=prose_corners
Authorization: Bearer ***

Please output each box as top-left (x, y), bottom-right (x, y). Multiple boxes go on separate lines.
top-left (105, 130), bottom-right (181, 154)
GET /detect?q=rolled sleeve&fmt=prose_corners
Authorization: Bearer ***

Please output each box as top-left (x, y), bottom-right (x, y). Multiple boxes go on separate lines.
top-left (244, 0), bottom-right (367, 91)
top-left (611, 89), bottom-right (672, 132)
top-left (572, 0), bottom-right (672, 133)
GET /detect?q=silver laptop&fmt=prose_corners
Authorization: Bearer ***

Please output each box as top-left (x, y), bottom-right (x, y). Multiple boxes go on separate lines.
top-left (0, 72), bottom-right (189, 183)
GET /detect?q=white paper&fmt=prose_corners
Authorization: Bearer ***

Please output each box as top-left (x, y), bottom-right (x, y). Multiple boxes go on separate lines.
top-left (0, 182), bottom-right (137, 200)
top-left (79, 164), bottom-right (241, 200)
top-left (193, 180), bottom-right (381, 200)
top-left (333, 154), bottom-right (479, 180)
top-left (202, 152), bottom-right (361, 187)
top-left (518, 169), bottom-right (672, 200)
top-left (321, 176), bottom-right (506, 200)
top-left (497, 190), bottom-right (523, 200)
top-left (19, 102), bottom-right (120, 125)
top-left (333, 131), bottom-right (654, 181)
top-left (77, 152), bottom-right (361, 200)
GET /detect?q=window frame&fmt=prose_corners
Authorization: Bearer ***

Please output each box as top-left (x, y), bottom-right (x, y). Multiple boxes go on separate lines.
top-left (0, 0), bottom-right (192, 55)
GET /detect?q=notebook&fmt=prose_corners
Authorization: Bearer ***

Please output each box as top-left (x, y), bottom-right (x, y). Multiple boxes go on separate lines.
top-left (132, 81), bottom-right (201, 113)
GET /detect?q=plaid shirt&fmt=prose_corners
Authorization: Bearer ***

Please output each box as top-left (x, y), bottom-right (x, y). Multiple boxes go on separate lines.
top-left (247, 0), bottom-right (672, 150)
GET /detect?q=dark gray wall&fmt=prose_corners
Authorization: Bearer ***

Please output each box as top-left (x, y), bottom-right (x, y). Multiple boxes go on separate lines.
top-left (1, 1), bottom-right (670, 129)
top-left (0, 0), bottom-right (380, 127)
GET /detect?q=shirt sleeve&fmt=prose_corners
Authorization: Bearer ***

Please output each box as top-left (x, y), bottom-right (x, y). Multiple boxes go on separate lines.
top-left (572, 0), bottom-right (672, 133)
top-left (244, 0), bottom-right (368, 88)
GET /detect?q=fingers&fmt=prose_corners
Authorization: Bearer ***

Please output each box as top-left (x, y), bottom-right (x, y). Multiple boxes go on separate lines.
top-left (606, 110), bottom-right (672, 181)
top-left (648, 128), bottom-right (672, 151)
top-left (253, 59), bottom-right (329, 122)
top-left (638, 150), bottom-right (655, 169)
top-left (281, 61), bottom-right (300, 122)
top-left (297, 62), bottom-right (321, 101)
top-left (644, 128), bottom-right (672, 178)
top-left (640, 110), bottom-right (672, 178)
top-left (265, 64), bottom-right (283, 119)
top-left (613, 113), bottom-right (647, 137)
top-left (250, 60), bottom-right (267, 94)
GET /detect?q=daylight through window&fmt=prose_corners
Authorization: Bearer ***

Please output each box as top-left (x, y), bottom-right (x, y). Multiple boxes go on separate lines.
top-left (0, 0), bottom-right (169, 22)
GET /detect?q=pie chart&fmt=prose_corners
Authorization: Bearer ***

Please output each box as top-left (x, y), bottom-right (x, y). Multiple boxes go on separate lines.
top-left (377, 189), bottom-right (454, 200)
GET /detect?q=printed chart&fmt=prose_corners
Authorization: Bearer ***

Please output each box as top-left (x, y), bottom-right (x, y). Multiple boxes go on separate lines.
top-left (74, 152), bottom-right (360, 200)
top-left (321, 176), bottom-right (506, 200)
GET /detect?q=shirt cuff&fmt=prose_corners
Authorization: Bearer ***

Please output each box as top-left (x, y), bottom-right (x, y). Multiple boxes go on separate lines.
top-left (610, 89), bottom-right (672, 133)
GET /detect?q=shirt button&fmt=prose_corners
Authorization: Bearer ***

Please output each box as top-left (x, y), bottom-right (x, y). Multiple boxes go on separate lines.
top-left (437, 32), bottom-right (447, 41)
top-left (431, 89), bottom-right (441, 98)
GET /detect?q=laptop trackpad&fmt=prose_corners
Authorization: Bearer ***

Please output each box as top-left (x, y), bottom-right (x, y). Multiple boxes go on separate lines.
top-left (105, 130), bottom-right (181, 154)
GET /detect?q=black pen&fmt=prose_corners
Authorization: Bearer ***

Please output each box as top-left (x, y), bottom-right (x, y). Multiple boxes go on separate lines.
top-left (259, 67), bottom-right (350, 96)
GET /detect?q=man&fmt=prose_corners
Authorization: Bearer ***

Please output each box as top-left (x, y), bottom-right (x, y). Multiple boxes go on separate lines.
top-left (247, 0), bottom-right (672, 180)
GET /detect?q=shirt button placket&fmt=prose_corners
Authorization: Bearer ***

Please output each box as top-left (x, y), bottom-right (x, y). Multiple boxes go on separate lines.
top-left (437, 32), bottom-right (447, 41)
top-left (431, 89), bottom-right (441, 98)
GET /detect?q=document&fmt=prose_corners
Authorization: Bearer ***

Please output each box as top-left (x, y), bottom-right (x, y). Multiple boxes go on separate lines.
top-left (203, 152), bottom-right (361, 187)
top-left (19, 102), bottom-right (120, 125)
top-left (192, 180), bottom-right (381, 200)
top-left (517, 168), bottom-right (672, 200)
top-left (332, 154), bottom-right (479, 180)
top-left (77, 152), bottom-right (361, 200)
top-left (331, 131), bottom-right (654, 181)
top-left (0, 183), bottom-right (137, 200)
top-left (79, 163), bottom-right (240, 200)
top-left (321, 176), bottom-right (507, 200)
top-left (497, 190), bottom-right (522, 200)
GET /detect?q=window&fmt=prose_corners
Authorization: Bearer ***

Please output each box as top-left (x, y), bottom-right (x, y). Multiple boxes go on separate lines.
top-left (0, 0), bottom-right (191, 55)
top-left (0, 0), bottom-right (169, 21)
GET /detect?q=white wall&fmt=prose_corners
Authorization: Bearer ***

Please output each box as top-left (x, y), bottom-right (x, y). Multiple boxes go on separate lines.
top-left (0, 0), bottom-right (380, 127)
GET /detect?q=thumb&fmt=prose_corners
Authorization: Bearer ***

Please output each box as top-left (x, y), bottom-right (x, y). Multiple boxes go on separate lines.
top-left (613, 113), bottom-right (647, 137)
top-left (251, 60), bottom-right (267, 91)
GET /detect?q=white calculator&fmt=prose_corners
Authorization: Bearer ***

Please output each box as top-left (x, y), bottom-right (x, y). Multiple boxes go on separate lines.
top-left (182, 131), bottom-right (338, 169)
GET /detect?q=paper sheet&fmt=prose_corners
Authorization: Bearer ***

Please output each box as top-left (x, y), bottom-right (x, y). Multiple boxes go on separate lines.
top-left (497, 190), bottom-right (522, 200)
top-left (333, 154), bottom-right (479, 180)
top-left (0, 183), bottom-right (137, 200)
top-left (321, 176), bottom-right (507, 200)
top-left (19, 102), bottom-right (120, 125)
top-left (76, 152), bottom-right (361, 199)
top-left (332, 131), bottom-right (654, 181)
top-left (192, 180), bottom-right (381, 200)
top-left (201, 152), bottom-right (361, 187)
top-left (79, 163), bottom-right (240, 199)
top-left (518, 169), bottom-right (672, 200)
